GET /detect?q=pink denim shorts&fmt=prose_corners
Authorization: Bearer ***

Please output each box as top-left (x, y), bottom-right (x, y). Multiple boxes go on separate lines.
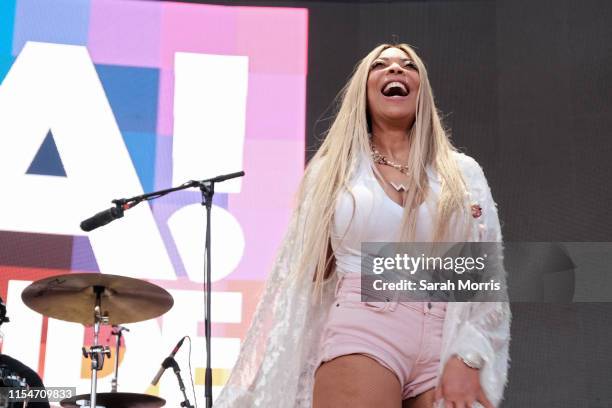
top-left (316, 273), bottom-right (446, 400)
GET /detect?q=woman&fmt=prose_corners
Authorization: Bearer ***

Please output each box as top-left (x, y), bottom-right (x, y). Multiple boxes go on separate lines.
top-left (214, 43), bottom-right (510, 408)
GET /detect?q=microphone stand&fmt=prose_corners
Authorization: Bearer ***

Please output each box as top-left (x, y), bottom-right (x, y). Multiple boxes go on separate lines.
top-left (200, 181), bottom-right (214, 408)
top-left (163, 357), bottom-right (194, 408)
top-left (108, 171), bottom-right (244, 408)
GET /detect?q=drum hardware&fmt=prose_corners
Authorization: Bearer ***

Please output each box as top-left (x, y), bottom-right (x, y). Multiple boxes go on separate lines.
top-left (21, 274), bottom-right (174, 326)
top-left (22, 274), bottom-right (174, 408)
top-left (110, 325), bottom-right (129, 393)
top-left (81, 286), bottom-right (108, 408)
top-left (60, 392), bottom-right (165, 408)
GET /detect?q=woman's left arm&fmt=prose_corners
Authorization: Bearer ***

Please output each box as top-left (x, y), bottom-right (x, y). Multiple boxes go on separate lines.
top-left (451, 160), bottom-right (510, 367)
top-left (436, 158), bottom-right (511, 408)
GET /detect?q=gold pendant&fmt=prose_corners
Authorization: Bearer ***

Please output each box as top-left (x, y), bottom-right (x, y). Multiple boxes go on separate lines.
top-left (389, 181), bottom-right (407, 192)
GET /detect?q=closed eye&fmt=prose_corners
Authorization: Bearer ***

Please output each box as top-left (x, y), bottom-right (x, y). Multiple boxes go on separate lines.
top-left (371, 59), bottom-right (418, 71)
top-left (405, 61), bottom-right (418, 70)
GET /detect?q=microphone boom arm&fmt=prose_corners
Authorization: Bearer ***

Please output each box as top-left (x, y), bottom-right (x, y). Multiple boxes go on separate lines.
top-left (79, 171), bottom-right (245, 232)
top-left (113, 171), bottom-right (246, 211)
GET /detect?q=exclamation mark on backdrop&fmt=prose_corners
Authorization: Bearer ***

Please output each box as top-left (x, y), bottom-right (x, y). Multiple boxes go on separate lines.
top-left (168, 52), bottom-right (248, 283)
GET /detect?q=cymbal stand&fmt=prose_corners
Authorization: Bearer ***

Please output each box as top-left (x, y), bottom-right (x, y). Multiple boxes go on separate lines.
top-left (81, 286), bottom-right (110, 408)
top-left (111, 325), bottom-right (129, 392)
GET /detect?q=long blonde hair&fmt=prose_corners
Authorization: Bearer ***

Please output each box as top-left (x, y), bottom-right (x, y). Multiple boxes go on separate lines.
top-left (295, 43), bottom-right (472, 292)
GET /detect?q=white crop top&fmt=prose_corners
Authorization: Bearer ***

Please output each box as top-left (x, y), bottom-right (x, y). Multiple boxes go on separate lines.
top-left (331, 154), bottom-right (442, 275)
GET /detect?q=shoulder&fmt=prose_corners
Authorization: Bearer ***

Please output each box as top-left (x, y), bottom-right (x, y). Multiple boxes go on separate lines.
top-left (452, 151), bottom-right (483, 177)
top-left (451, 150), bottom-right (488, 188)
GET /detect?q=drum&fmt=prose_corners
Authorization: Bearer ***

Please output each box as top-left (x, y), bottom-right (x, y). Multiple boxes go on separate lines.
top-left (0, 364), bottom-right (28, 408)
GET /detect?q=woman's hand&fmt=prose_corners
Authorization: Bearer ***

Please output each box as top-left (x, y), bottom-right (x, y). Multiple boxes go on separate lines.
top-left (434, 356), bottom-right (494, 408)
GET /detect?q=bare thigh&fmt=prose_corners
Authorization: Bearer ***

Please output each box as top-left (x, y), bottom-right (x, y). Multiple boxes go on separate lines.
top-left (402, 388), bottom-right (436, 408)
top-left (313, 354), bottom-right (402, 408)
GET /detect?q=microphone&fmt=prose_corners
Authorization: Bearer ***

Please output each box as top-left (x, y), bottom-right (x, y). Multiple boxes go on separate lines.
top-left (80, 206), bottom-right (124, 232)
top-left (210, 171), bottom-right (245, 183)
top-left (151, 336), bottom-right (186, 386)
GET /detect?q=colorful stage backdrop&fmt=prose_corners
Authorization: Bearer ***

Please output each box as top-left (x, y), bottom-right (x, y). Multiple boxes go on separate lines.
top-left (0, 0), bottom-right (308, 405)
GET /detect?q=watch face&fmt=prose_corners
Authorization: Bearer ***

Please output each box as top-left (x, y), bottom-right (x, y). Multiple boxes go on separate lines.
top-left (458, 352), bottom-right (484, 369)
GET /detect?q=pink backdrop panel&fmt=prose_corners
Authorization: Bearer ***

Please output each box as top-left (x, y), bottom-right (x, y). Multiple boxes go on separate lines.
top-left (228, 139), bottom-right (305, 280)
top-left (235, 6), bottom-right (308, 75)
top-left (159, 3), bottom-right (238, 70)
top-left (88, 0), bottom-right (163, 68)
top-left (245, 73), bottom-right (307, 141)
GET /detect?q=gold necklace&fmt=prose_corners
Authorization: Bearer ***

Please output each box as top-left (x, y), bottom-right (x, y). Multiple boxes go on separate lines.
top-left (370, 143), bottom-right (410, 174)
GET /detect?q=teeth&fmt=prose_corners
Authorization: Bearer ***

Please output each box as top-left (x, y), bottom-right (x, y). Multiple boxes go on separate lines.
top-left (383, 81), bottom-right (407, 94)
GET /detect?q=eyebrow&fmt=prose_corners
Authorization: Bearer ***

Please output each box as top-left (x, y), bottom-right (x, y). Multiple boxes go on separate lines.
top-left (377, 57), bottom-right (414, 62)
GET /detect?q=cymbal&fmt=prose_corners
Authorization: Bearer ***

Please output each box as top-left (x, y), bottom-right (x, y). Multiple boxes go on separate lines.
top-left (22, 273), bottom-right (173, 325)
top-left (60, 392), bottom-right (165, 408)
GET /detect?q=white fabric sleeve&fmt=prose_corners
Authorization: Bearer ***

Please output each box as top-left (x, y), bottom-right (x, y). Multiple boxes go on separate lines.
top-left (448, 158), bottom-right (512, 371)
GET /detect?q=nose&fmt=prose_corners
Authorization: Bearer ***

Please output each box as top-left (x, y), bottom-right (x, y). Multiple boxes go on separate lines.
top-left (387, 62), bottom-right (405, 74)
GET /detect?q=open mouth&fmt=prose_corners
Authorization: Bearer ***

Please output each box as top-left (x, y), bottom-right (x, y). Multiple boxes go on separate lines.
top-left (381, 81), bottom-right (409, 98)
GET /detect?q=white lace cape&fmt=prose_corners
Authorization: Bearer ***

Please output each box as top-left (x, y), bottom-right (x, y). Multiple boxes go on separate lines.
top-left (214, 151), bottom-right (511, 407)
